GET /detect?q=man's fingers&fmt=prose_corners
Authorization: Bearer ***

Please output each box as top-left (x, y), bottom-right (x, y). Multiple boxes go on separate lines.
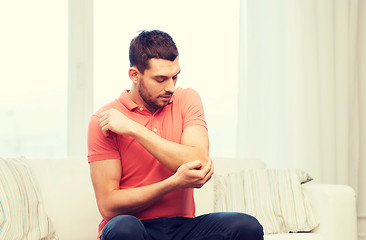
top-left (100, 109), bottom-right (114, 121)
top-left (99, 115), bottom-right (106, 123)
top-left (99, 113), bottom-right (107, 124)
top-left (205, 162), bottom-right (214, 181)
top-left (99, 118), bottom-right (109, 128)
top-left (101, 125), bottom-right (109, 136)
top-left (187, 160), bottom-right (202, 169)
top-left (200, 158), bottom-right (214, 183)
top-left (201, 158), bottom-right (212, 173)
top-left (208, 157), bottom-right (214, 175)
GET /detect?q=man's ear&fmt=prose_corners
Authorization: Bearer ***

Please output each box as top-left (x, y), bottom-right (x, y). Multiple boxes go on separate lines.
top-left (128, 66), bottom-right (140, 84)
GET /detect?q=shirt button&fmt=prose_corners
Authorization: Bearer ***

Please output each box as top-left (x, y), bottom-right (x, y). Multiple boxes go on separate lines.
top-left (139, 107), bottom-right (143, 111)
top-left (153, 128), bottom-right (157, 132)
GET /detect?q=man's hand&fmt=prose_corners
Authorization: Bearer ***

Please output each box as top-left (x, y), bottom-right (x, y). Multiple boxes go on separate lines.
top-left (171, 157), bottom-right (214, 189)
top-left (99, 109), bottom-right (137, 137)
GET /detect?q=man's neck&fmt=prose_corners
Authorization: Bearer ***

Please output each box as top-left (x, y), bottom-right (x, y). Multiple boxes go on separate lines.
top-left (128, 88), bottom-right (157, 113)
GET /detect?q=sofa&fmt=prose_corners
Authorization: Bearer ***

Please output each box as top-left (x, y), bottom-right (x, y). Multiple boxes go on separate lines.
top-left (2, 157), bottom-right (358, 240)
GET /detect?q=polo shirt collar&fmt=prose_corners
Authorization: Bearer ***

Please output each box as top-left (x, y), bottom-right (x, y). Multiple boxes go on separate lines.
top-left (119, 90), bottom-right (139, 111)
top-left (119, 89), bottom-right (175, 112)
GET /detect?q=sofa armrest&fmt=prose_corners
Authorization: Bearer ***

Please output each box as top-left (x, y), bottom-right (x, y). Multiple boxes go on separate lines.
top-left (303, 184), bottom-right (358, 240)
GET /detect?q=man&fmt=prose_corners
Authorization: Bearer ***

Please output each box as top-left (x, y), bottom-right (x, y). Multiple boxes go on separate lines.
top-left (88, 30), bottom-right (263, 240)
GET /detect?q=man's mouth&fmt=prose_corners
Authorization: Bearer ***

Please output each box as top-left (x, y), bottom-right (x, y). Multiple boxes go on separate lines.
top-left (159, 95), bottom-right (172, 100)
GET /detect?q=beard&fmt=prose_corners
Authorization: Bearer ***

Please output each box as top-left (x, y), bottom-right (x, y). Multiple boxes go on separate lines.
top-left (138, 77), bottom-right (172, 112)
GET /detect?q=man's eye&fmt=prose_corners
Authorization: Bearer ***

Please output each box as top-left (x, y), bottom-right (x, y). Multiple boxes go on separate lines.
top-left (155, 78), bottom-right (165, 82)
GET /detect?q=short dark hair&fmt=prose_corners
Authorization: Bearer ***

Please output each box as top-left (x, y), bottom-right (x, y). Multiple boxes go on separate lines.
top-left (129, 30), bottom-right (179, 73)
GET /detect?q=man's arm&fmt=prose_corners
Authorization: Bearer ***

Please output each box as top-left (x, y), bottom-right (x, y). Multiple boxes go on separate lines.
top-left (99, 109), bottom-right (209, 172)
top-left (90, 157), bottom-right (213, 221)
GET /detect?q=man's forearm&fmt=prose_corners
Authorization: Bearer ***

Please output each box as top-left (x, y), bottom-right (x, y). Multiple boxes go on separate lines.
top-left (130, 123), bottom-right (208, 172)
top-left (99, 177), bottom-right (177, 221)
top-left (96, 160), bottom-right (212, 221)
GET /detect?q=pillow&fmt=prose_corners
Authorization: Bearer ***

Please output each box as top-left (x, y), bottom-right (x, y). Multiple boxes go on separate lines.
top-left (213, 169), bottom-right (319, 234)
top-left (0, 157), bottom-right (58, 239)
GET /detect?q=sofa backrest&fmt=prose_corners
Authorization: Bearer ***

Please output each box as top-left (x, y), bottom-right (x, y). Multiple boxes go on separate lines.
top-left (29, 158), bottom-right (100, 240)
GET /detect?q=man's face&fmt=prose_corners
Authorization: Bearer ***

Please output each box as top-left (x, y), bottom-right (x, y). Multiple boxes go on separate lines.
top-left (137, 57), bottom-right (180, 113)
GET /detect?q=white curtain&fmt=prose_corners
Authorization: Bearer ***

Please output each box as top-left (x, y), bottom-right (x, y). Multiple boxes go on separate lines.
top-left (359, 0), bottom-right (366, 237)
top-left (237, 0), bottom-right (366, 235)
top-left (238, 0), bottom-right (359, 185)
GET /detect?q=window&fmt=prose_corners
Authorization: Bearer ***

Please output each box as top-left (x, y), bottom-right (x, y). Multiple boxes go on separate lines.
top-left (0, 1), bottom-right (68, 158)
top-left (94, 0), bottom-right (240, 157)
top-left (0, 1), bottom-right (239, 158)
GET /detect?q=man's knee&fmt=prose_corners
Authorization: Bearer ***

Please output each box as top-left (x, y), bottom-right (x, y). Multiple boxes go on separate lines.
top-left (101, 215), bottom-right (147, 240)
top-left (228, 212), bottom-right (263, 239)
top-left (211, 212), bottom-right (263, 240)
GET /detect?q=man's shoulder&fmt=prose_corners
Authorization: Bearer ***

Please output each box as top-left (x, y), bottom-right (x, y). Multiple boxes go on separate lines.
top-left (92, 99), bottom-right (122, 118)
top-left (169, 87), bottom-right (204, 115)
top-left (174, 87), bottom-right (200, 100)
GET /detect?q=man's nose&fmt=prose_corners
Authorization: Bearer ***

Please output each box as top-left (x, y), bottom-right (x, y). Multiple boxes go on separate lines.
top-left (165, 78), bottom-right (176, 93)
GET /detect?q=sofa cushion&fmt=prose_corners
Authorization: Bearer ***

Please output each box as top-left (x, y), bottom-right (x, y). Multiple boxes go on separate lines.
top-left (214, 169), bottom-right (319, 234)
top-left (194, 158), bottom-right (266, 215)
top-left (264, 233), bottom-right (322, 240)
top-left (0, 157), bottom-right (57, 239)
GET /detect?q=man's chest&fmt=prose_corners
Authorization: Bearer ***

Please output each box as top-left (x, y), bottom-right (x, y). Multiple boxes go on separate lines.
top-left (123, 105), bottom-right (184, 143)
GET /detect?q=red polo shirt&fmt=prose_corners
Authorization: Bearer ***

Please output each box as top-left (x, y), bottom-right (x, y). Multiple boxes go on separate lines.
top-left (87, 87), bottom-right (207, 238)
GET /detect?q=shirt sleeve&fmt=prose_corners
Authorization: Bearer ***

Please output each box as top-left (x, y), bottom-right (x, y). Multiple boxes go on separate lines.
top-left (87, 114), bottom-right (120, 163)
top-left (180, 88), bottom-right (207, 130)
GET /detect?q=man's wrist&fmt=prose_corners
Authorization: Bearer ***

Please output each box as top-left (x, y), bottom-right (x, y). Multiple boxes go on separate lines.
top-left (165, 174), bottom-right (180, 191)
top-left (126, 121), bottom-right (139, 137)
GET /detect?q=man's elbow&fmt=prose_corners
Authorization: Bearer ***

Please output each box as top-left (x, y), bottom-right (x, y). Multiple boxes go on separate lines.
top-left (97, 196), bottom-right (127, 221)
top-left (190, 151), bottom-right (209, 167)
top-left (198, 155), bottom-right (209, 167)
top-left (197, 148), bottom-right (209, 163)
top-left (172, 150), bottom-right (209, 172)
top-left (98, 203), bottom-right (116, 221)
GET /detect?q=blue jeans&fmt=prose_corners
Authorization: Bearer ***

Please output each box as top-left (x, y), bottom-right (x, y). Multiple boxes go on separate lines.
top-left (101, 212), bottom-right (263, 240)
